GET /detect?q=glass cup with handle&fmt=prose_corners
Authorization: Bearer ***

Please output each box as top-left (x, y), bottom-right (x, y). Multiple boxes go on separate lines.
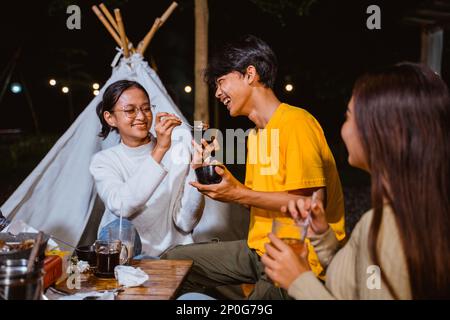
top-left (94, 240), bottom-right (128, 278)
top-left (107, 224), bottom-right (135, 265)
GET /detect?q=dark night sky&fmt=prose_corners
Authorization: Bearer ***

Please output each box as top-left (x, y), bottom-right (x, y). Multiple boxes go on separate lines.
top-left (0, 0), bottom-right (446, 144)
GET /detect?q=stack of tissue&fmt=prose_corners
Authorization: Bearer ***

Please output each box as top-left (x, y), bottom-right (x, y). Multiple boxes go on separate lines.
top-left (114, 265), bottom-right (149, 287)
top-left (59, 291), bottom-right (116, 300)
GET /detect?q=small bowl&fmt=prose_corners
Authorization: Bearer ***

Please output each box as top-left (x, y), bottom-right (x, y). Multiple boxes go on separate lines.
top-left (195, 165), bottom-right (223, 185)
top-left (75, 245), bottom-right (96, 266)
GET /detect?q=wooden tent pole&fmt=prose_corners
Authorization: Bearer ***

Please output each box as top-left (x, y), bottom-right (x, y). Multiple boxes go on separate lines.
top-left (99, 3), bottom-right (135, 53)
top-left (138, 2), bottom-right (179, 55)
top-left (138, 18), bottom-right (162, 55)
top-left (114, 9), bottom-right (129, 58)
top-left (160, 2), bottom-right (178, 27)
top-left (99, 3), bottom-right (120, 33)
top-left (92, 5), bottom-right (123, 48)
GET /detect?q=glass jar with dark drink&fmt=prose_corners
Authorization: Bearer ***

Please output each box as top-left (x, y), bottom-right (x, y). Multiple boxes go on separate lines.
top-left (94, 240), bottom-right (127, 278)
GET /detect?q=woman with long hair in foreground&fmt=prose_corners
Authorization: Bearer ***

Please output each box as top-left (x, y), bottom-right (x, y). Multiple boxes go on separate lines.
top-left (262, 63), bottom-right (450, 299)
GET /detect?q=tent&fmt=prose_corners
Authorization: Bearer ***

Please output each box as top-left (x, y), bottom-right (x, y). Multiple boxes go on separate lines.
top-left (1, 2), bottom-right (249, 249)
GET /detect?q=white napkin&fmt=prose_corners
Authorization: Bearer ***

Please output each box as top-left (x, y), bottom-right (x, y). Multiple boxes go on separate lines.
top-left (114, 265), bottom-right (149, 287)
top-left (58, 291), bottom-right (115, 300)
top-left (77, 260), bottom-right (90, 273)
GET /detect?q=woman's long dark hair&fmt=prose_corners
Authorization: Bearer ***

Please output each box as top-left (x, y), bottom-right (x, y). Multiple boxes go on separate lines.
top-left (96, 80), bottom-right (149, 139)
top-left (352, 63), bottom-right (450, 299)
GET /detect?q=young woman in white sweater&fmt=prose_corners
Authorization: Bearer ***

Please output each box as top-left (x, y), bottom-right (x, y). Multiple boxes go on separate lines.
top-left (90, 80), bottom-right (205, 258)
top-left (262, 63), bottom-right (450, 299)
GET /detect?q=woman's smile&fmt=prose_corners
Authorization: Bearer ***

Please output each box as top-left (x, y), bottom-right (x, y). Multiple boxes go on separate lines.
top-left (132, 122), bottom-right (148, 129)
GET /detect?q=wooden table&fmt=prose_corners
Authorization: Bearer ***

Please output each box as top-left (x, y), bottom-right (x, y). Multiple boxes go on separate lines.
top-left (55, 259), bottom-right (193, 300)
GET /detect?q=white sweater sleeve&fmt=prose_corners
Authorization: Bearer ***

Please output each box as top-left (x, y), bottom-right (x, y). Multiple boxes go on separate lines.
top-left (172, 165), bottom-right (205, 234)
top-left (90, 151), bottom-right (167, 218)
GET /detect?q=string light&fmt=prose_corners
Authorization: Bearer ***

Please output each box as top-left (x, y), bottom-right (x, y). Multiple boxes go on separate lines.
top-left (285, 84), bottom-right (294, 92)
top-left (184, 85), bottom-right (192, 93)
top-left (93, 90), bottom-right (100, 96)
top-left (49, 79), bottom-right (57, 86)
top-left (62, 87), bottom-right (69, 94)
top-left (10, 83), bottom-right (22, 94)
top-left (93, 83), bottom-right (100, 90)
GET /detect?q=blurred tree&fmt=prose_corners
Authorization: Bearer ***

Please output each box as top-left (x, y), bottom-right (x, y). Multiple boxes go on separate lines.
top-left (250, 0), bottom-right (318, 25)
top-left (194, 0), bottom-right (209, 124)
top-left (48, 0), bottom-right (129, 16)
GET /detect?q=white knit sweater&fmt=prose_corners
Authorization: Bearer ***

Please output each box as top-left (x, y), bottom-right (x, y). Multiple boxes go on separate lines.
top-left (89, 137), bottom-right (205, 256)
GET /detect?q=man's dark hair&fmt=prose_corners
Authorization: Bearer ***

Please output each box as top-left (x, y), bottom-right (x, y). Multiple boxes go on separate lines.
top-left (205, 35), bottom-right (278, 89)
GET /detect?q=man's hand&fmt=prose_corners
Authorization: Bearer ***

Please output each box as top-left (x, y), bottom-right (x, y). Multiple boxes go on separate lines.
top-left (191, 139), bottom-right (219, 170)
top-left (190, 165), bottom-right (248, 203)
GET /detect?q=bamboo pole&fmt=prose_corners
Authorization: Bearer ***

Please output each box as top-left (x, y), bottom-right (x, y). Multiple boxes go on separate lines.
top-left (139, 2), bottom-right (179, 55)
top-left (160, 2), bottom-right (178, 27)
top-left (92, 5), bottom-right (123, 48)
top-left (114, 9), bottom-right (129, 58)
top-left (99, 3), bottom-right (135, 53)
top-left (138, 18), bottom-right (162, 55)
top-left (99, 3), bottom-right (120, 33)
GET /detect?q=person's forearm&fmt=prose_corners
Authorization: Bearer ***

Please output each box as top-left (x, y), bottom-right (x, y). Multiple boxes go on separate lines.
top-left (151, 146), bottom-right (168, 163)
top-left (235, 187), bottom-right (325, 212)
top-left (235, 188), bottom-right (302, 212)
top-left (92, 156), bottom-right (167, 218)
top-left (174, 172), bottom-right (206, 233)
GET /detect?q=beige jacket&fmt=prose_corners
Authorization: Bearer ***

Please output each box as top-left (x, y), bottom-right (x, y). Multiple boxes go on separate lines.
top-left (288, 206), bottom-right (412, 299)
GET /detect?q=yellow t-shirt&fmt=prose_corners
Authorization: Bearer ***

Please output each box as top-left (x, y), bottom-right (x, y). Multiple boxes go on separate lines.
top-left (245, 103), bottom-right (346, 277)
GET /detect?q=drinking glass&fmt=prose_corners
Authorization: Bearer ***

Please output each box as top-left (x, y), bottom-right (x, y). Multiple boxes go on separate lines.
top-left (271, 218), bottom-right (305, 256)
top-left (94, 240), bottom-right (127, 278)
top-left (107, 224), bottom-right (135, 265)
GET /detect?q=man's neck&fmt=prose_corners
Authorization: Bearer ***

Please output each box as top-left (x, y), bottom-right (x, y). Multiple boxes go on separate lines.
top-left (247, 88), bottom-right (281, 129)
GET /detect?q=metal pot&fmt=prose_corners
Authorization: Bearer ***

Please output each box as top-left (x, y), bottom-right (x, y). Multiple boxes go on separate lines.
top-left (0, 259), bottom-right (44, 300)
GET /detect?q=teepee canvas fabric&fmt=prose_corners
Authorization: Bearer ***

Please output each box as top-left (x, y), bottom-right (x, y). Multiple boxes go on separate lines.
top-left (1, 54), bottom-right (249, 247)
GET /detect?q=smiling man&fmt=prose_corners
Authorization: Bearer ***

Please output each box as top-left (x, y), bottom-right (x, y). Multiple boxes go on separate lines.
top-left (163, 35), bottom-right (345, 300)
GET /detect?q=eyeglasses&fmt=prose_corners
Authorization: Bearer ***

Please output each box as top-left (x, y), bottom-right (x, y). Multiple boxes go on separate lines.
top-left (112, 105), bottom-right (155, 119)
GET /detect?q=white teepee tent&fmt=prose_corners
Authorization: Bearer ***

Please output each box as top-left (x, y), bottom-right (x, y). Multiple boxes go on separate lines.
top-left (1, 3), bottom-right (249, 248)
